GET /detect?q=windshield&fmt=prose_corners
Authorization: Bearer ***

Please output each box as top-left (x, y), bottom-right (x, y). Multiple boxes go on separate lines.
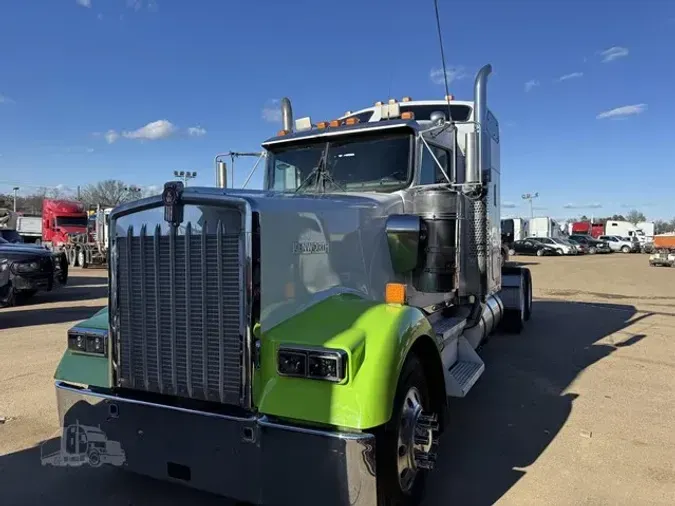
top-left (55, 216), bottom-right (88, 228)
top-left (266, 131), bottom-right (413, 192)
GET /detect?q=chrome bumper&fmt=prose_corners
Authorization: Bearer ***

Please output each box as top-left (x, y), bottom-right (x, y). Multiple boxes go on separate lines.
top-left (55, 381), bottom-right (376, 506)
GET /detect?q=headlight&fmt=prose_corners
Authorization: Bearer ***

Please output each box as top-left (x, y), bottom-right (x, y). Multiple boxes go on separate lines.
top-left (277, 345), bottom-right (347, 383)
top-left (0, 259), bottom-right (7, 272)
top-left (67, 327), bottom-right (108, 356)
top-left (13, 261), bottom-right (40, 273)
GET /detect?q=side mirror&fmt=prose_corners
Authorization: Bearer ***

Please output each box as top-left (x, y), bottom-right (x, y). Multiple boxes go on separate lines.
top-left (385, 214), bottom-right (421, 273)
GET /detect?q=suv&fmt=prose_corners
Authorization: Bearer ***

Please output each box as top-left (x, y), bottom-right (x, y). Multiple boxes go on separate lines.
top-left (0, 237), bottom-right (69, 306)
top-left (598, 235), bottom-right (639, 253)
top-left (568, 234), bottom-right (611, 254)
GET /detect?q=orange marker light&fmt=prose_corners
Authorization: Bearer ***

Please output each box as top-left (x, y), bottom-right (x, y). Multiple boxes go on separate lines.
top-left (374, 101), bottom-right (384, 106)
top-left (285, 282), bottom-right (295, 299)
top-left (385, 283), bottom-right (407, 305)
top-left (277, 129), bottom-right (290, 136)
top-left (444, 94), bottom-right (454, 101)
top-left (329, 119), bottom-right (341, 128)
top-left (401, 96), bottom-right (413, 102)
top-left (316, 121), bottom-right (329, 129)
top-left (345, 117), bottom-right (360, 125)
top-left (401, 111), bottom-right (415, 120)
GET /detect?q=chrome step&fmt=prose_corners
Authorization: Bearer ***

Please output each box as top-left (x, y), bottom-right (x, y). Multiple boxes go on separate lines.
top-left (448, 360), bottom-right (484, 397)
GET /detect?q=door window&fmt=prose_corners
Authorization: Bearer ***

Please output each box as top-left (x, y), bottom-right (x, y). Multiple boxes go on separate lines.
top-left (419, 144), bottom-right (452, 184)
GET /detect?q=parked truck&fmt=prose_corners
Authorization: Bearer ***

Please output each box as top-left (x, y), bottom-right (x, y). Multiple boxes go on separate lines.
top-left (528, 216), bottom-right (562, 238)
top-left (649, 233), bottom-right (675, 267)
top-left (53, 65), bottom-right (534, 506)
top-left (570, 220), bottom-right (604, 238)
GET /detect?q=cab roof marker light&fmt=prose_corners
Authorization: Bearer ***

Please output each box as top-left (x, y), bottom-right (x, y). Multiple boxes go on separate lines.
top-left (277, 129), bottom-right (290, 136)
top-left (445, 94), bottom-right (455, 101)
top-left (379, 103), bottom-right (401, 120)
top-left (329, 119), bottom-right (341, 128)
top-left (295, 117), bottom-right (312, 131)
top-left (316, 121), bottom-right (329, 129)
top-left (388, 98), bottom-right (398, 104)
top-left (402, 96), bottom-right (413, 102)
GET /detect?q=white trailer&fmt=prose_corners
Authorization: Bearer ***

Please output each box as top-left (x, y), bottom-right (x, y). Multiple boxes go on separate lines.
top-left (529, 216), bottom-right (562, 238)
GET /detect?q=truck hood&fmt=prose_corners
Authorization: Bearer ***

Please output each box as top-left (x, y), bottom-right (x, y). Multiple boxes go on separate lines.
top-left (231, 189), bottom-right (405, 331)
top-left (57, 226), bottom-right (87, 235)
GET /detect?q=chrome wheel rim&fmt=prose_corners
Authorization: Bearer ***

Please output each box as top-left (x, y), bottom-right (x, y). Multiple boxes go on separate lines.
top-left (396, 387), bottom-right (438, 493)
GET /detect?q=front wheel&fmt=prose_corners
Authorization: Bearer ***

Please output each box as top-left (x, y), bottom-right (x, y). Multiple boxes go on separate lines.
top-left (375, 353), bottom-right (437, 506)
top-left (589, 247), bottom-right (597, 255)
top-left (621, 246), bottom-right (631, 254)
top-left (556, 248), bottom-right (564, 255)
top-left (536, 249), bottom-right (544, 257)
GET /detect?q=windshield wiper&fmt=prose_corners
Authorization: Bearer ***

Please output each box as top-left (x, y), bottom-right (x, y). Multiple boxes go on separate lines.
top-left (294, 142), bottom-right (346, 193)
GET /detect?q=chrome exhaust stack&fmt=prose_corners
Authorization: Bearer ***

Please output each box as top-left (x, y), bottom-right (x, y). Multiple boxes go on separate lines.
top-left (280, 97), bottom-right (293, 133)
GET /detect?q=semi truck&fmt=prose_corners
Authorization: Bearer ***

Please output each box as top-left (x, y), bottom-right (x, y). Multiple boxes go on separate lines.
top-left (0, 199), bottom-right (109, 268)
top-left (53, 64), bottom-right (534, 506)
top-left (528, 216), bottom-right (562, 238)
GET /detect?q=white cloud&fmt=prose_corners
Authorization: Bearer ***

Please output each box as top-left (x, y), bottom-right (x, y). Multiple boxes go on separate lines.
top-left (501, 201), bottom-right (518, 209)
top-left (600, 46), bottom-right (628, 62)
top-left (429, 67), bottom-right (467, 86)
top-left (122, 119), bottom-right (177, 141)
top-left (596, 104), bottom-right (646, 120)
top-left (0, 94), bottom-right (14, 104)
top-left (563, 203), bottom-right (603, 209)
top-left (126, 0), bottom-right (158, 12)
top-left (558, 72), bottom-right (583, 81)
top-left (76, 0), bottom-right (91, 7)
top-left (262, 100), bottom-right (282, 123)
top-left (524, 79), bottom-right (540, 92)
top-left (187, 126), bottom-right (207, 137)
top-left (104, 130), bottom-right (120, 144)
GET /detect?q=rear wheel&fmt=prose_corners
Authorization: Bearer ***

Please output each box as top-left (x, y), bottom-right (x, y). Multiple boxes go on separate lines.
top-left (523, 269), bottom-right (533, 321)
top-left (375, 353), bottom-right (438, 506)
top-left (536, 249), bottom-right (544, 257)
top-left (77, 250), bottom-right (88, 269)
top-left (589, 247), bottom-right (597, 255)
top-left (621, 246), bottom-right (630, 254)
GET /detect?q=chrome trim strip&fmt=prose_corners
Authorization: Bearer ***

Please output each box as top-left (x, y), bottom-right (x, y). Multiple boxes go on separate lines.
top-left (169, 223), bottom-right (177, 393)
top-left (185, 222), bottom-right (193, 397)
top-left (241, 200), bottom-right (253, 409)
top-left (200, 221), bottom-right (208, 399)
top-left (68, 326), bottom-right (108, 338)
top-left (153, 224), bottom-right (163, 393)
top-left (140, 224), bottom-right (148, 390)
top-left (125, 225), bottom-right (134, 387)
top-left (55, 381), bottom-right (373, 442)
top-left (217, 220), bottom-right (225, 403)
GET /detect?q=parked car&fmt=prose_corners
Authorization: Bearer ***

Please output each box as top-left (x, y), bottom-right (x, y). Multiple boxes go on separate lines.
top-left (527, 236), bottom-right (578, 255)
top-left (0, 258), bottom-right (9, 301)
top-left (598, 235), bottom-right (639, 253)
top-left (568, 234), bottom-right (612, 254)
top-left (567, 238), bottom-right (587, 254)
top-left (509, 239), bottom-right (558, 257)
top-left (0, 236), bottom-right (68, 306)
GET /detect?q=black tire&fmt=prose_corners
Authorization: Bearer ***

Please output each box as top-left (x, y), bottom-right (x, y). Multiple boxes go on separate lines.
top-left (536, 248), bottom-right (544, 257)
top-left (78, 250), bottom-right (88, 269)
top-left (589, 247), bottom-right (597, 254)
top-left (556, 248), bottom-right (564, 255)
top-left (375, 353), bottom-right (431, 506)
top-left (621, 246), bottom-right (630, 254)
top-left (508, 249), bottom-right (515, 256)
top-left (523, 269), bottom-right (533, 321)
top-left (0, 284), bottom-right (17, 307)
top-left (87, 449), bottom-right (102, 468)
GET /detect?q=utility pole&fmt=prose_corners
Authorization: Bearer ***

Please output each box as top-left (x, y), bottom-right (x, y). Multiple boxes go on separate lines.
top-left (12, 187), bottom-right (19, 212)
top-left (521, 192), bottom-right (539, 218)
top-left (173, 170), bottom-right (197, 186)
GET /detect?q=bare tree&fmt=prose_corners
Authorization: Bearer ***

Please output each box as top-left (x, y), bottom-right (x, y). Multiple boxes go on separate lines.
top-left (625, 209), bottom-right (646, 225)
top-left (80, 180), bottom-right (142, 208)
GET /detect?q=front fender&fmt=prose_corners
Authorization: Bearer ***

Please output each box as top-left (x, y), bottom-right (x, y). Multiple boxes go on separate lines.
top-left (254, 293), bottom-right (433, 430)
top-left (54, 306), bottom-right (111, 387)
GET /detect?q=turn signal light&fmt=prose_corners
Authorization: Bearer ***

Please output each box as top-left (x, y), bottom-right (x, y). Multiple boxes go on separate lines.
top-left (401, 111), bottom-right (415, 120)
top-left (385, 283), bottom-right (407, 305)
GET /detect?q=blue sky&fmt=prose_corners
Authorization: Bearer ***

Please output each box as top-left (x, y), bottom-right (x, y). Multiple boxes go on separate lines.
top-left (1, 0), bottom-right (674, 220)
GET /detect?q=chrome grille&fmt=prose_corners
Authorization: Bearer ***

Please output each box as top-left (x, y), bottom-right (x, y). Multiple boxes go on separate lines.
top-left (116, 215), bottom-right (244, 405)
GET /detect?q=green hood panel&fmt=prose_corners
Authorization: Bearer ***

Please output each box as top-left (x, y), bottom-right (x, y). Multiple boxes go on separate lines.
top-left (254, 293), bottom-right (433, 430)
top-left (53, 306), bottom-right (110, 387)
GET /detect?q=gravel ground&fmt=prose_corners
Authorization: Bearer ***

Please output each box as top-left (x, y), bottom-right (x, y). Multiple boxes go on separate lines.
top-left (0, 254), bottom-right (673, 506)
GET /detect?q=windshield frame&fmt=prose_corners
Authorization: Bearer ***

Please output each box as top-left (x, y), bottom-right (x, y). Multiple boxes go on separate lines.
top-left (264, 128), bottom-right (415, 193)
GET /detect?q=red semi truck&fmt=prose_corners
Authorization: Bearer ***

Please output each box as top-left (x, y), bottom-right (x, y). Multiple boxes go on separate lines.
top-left (570, 221), bottom-right (604, 238)
top-left (41, 199), bottom-right (89, 247)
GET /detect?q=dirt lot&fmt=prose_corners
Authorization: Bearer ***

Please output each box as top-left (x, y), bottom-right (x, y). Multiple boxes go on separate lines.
top-left (0, 254), bottom-right (673, 506)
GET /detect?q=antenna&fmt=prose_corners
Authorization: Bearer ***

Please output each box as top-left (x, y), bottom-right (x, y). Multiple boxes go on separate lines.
top-left (433, 0), bottom-right (453, 122)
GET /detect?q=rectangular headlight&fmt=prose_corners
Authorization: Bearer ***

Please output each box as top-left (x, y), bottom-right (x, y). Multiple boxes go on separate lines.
top-left (67, 327), bottom-right (108, 356)
top-left (277, 346), bottom-right (347, 383)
